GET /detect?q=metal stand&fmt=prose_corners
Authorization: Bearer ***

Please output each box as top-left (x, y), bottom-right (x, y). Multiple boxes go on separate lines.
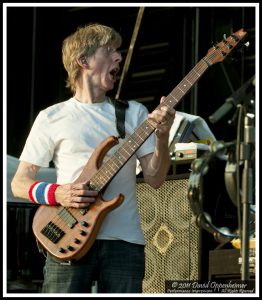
top-left (208, 75), bottom-right (255, 280)
top-left (240, 114), bottom-right (255, 280)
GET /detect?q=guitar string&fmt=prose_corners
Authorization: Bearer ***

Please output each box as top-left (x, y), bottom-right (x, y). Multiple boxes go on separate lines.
top-left (83, 39), bottom-right (238, 191)
top-left (90, 59), bottom-right (209, 190)
top-left (44, 207), bottom-right (87, 252)
top-left (41, 34), bottom-right (240, 254)
top-left (90, 54), bottom-right (218, 190)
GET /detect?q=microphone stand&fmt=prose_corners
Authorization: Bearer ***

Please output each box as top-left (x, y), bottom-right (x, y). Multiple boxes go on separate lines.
top-left (240, 113), bottom-right (255, 280)
top-left (209, 75), bottom-right (256, 281)
top-left (209, 75), bottom-right (255, 124)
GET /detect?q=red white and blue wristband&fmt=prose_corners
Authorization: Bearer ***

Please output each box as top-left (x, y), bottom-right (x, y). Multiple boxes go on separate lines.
top-left (29, 181), bottom-right (60, 205)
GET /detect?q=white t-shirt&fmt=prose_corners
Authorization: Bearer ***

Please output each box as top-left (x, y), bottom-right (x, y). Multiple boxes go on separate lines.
top-left (20, 97), bottom-right (156, 245)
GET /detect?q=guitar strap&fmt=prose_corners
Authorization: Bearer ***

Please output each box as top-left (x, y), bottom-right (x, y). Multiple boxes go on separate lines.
top-left (114, 99), bottom-right (129, 139)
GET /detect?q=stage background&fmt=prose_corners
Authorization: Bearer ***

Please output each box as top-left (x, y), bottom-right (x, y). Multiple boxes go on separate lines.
top-left (6, 5), bottom-right (255, 159)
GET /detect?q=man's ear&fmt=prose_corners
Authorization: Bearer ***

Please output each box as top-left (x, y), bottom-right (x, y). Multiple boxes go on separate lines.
top-left (77, 56), bottom-right (89, 68)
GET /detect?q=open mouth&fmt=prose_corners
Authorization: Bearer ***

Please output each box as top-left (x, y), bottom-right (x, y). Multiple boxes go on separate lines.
top-left (109, 67), bottom-right (120, 81)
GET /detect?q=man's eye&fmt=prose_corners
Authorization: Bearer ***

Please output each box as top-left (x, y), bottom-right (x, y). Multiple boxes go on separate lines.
top-left (107, 46), bottom-right (116, 53)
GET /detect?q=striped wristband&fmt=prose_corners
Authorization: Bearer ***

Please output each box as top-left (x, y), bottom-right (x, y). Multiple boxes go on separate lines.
top-left (29, 181), bottom-right (60, 205)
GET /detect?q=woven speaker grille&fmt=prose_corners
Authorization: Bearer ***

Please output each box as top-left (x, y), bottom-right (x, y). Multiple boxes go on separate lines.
top-left (136, 178), bottom-right (200, 293)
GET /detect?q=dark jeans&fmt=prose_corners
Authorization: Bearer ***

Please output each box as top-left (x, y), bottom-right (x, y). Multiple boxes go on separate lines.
top-left (41, 240), bottom-right (145, 293)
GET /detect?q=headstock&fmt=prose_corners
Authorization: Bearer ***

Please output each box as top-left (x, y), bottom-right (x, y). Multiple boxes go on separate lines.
top-left (205, 28), bottom-right (248, 65)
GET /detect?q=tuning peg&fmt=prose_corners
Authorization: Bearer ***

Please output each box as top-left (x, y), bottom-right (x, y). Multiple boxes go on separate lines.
top-left (244, 41), bottom-right (250, 48)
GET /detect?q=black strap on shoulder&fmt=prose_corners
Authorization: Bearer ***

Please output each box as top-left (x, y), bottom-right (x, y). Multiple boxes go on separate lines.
top-left (114, 99), bottom-right (129, 139)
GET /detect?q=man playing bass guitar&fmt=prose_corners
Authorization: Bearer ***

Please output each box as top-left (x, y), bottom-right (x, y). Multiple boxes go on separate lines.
top-left (11, 23), bottom-right (176, 293)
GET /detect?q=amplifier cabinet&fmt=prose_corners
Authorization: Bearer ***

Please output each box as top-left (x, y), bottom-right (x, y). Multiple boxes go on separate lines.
top-left (136, 166), bottom-right (200, 293)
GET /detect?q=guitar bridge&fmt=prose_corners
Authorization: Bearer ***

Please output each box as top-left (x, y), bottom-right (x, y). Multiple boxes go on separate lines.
top-left (41, 221), bottom-right (65, 243)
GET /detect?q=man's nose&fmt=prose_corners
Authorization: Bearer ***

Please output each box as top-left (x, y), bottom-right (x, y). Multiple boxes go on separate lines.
top-left (113, 51), bottom-right (122, 63)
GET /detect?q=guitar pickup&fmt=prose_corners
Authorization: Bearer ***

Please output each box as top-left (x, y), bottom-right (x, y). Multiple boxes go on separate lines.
top-left (58, 207), bottom-right (78, 228)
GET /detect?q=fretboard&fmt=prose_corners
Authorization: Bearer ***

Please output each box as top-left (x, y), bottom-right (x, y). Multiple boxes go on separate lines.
top-left (89, 58), bottom-right (210, 192)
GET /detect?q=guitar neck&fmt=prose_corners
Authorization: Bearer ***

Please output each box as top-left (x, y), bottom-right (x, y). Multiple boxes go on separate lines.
top-left (89, 119), bottom-right (155, 191)
top-left (162, 58), bottom-right (209, 109)
top-left (89, 58), bottom-right (210, 192)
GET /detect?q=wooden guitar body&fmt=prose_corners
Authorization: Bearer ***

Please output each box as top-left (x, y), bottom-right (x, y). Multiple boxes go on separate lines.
top-left (32, 136), bottom-right (124, 262)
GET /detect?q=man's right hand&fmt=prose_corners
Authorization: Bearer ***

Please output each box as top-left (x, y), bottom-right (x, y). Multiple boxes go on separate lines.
top-left (55, 182), bottom-right (99, 208)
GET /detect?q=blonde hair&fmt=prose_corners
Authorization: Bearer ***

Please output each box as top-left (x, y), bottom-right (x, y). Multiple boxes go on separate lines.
top-left (62, 23), bottom-right (122, 93)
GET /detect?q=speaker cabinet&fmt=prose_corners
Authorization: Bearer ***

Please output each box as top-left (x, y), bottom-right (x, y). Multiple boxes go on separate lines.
top-left (136, 163), bottom-right (200, 293)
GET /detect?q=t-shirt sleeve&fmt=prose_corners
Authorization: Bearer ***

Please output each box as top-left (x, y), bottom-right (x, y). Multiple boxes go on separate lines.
top-left (19, 111), bottom-right (55, 167)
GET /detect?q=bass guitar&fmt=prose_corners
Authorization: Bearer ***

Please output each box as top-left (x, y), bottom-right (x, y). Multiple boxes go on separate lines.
top-left (32, 28), bottom-right (247, 262)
